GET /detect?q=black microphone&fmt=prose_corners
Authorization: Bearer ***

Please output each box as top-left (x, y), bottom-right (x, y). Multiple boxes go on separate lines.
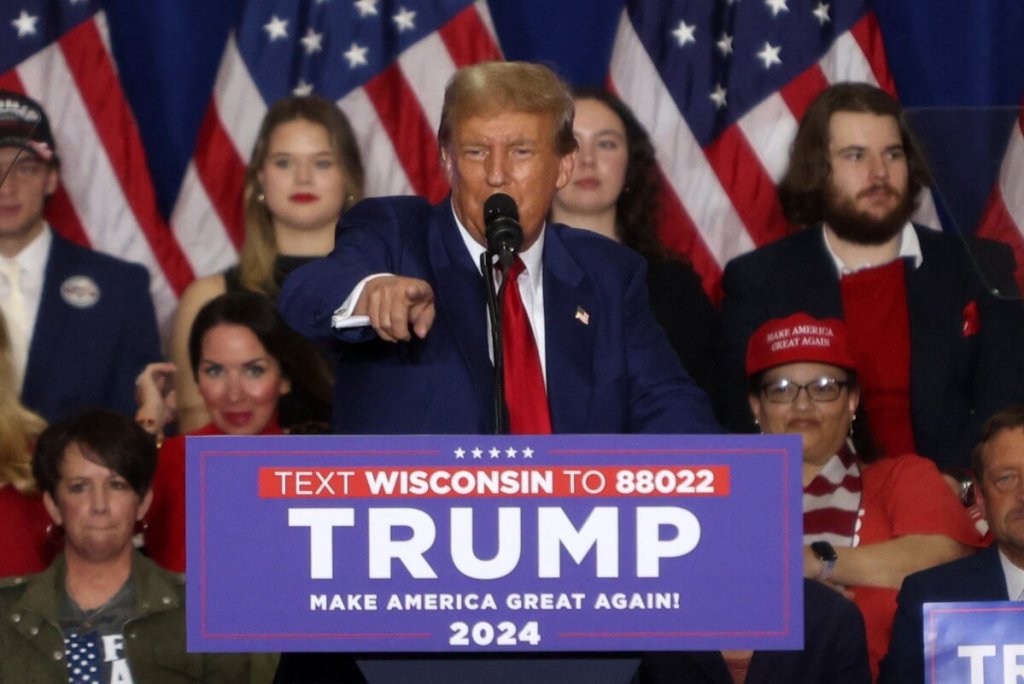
top-left (483, 193), bottom-right (523, 269)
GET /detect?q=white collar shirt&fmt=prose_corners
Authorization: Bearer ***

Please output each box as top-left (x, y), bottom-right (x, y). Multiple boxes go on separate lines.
top-left (998, 548), bottom-right (1024, 601)
top-left (821, 221), bottom-right (923, 275)
top-left (453, 206), bottom-right (547, 383)
top-left (0, 224), bottom-right (51, 377)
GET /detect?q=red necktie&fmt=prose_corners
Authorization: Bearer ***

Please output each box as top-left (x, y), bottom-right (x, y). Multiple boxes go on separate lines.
top-left (501, 257), bottom-right (552, 434)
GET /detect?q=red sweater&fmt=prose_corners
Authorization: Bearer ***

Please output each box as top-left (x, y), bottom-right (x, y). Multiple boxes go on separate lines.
top-left (145, 420), bottom-right (284, 572)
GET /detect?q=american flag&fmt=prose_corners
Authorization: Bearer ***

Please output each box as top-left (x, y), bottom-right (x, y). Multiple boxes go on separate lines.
top-left (1, 0), bottom-right (501, 331)
top-left (2, 0), bottom-right (1019, 332)
top-left (977, 106), bottom-right (1024, 291)
top-left (608, 0), bottom-right (942, 300)
top-left (169, 0), bottom-right (501, 323)
top-left (0, 0), bottom-right (190, 330)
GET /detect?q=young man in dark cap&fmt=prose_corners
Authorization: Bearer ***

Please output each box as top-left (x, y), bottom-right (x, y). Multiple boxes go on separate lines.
top-left (0, 90), bottom-right (159, 420)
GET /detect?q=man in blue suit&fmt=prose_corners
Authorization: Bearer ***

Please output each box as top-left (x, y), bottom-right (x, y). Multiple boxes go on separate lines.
top-left (281, 62), bottom-right (716, 437)
top-left (0, 90), bottom-right (159, 421)
top-left (879, 405), bottom-right (1024, 682)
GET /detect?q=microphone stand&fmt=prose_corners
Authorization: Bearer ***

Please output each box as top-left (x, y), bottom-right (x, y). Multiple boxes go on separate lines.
top-left (482, 250), bottom-right (510, 434)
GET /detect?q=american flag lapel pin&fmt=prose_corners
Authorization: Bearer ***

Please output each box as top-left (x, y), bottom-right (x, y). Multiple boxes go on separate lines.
top-left (575, 306), bottom-right (590, 325)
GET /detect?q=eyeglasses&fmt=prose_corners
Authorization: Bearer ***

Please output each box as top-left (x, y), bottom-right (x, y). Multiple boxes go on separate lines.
top-left (760, 377), bottom-right (849, 404)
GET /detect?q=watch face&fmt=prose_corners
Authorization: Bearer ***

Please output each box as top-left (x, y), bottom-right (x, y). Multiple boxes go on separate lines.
top-left (811, 541), bottom-right (838, 562)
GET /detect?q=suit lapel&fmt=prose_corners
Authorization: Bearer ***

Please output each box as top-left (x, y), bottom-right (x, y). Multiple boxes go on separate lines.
top-left (801, 227), bottom-right (845, 316)
top-left (542, 226), bottom-right (596, 432)
top-left (973, 546), bottom-right (1013, 600)
top-left (22, 235), bottom-right (66, 397)
top-left (905, 228), bottom-right (953, 416)
top-left (428, 202), bottom-right (493, 398)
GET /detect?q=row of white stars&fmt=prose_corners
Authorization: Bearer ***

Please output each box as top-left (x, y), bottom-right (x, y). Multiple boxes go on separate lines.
top-left (11, 1), bottom-right (88, 38)
top-left (264, 3), bottom-right (417, 69)
top-left (672, 1), bottom-right (831, 110)
top-left (452, 446), bottom-right (535, 460)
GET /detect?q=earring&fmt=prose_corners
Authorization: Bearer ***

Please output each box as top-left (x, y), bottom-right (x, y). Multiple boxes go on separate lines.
top-left (45, 523), bottom-right (65, 545)
top-left (257, 192), bottom-right (266, 203)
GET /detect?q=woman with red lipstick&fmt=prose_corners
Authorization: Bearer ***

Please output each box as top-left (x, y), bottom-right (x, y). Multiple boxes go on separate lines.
top-left (164, 95), bottom-right (364, 435)
top-left (550, 88), bottom-right (718, 401)
top-left (745, 312), bottom-right (983, 678)
top-left (145, 291), bottom-right (331, 573)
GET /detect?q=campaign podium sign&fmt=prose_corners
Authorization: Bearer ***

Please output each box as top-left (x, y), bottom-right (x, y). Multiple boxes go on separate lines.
top-left (186, 433), bottom-right (802, 653)
top-left (923, 601), bottom-right (1024, 683)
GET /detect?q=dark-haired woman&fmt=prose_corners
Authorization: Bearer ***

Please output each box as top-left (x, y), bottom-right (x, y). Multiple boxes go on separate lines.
top-left (551, 87), bottom-right (717, 400)
top-left (145, 291), bottom-right (331, 574)
top-left (0, 409), bottom-right (249, 682)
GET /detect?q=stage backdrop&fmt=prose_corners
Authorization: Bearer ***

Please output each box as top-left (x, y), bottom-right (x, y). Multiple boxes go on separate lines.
top-left (2, 0), bottom-right (1023, 331)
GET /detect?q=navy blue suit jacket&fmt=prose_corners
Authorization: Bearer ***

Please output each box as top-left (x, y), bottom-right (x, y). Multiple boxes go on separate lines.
top-left (638, 580), bottom-right (870, 684)
top-left (280, 196), bottom-right (717, 435)
top-left (20, 234), bottom-right (161, 421)
top-left (718, 225), bottom-right (1024, 469)
top-left (879, 546), bottom-right (1009, 683)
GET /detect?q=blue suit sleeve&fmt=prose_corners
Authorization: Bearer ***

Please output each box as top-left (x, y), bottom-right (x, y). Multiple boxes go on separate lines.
top-left (279, 199), bottom-right (407, 344)
top-left (878, 575), bottom-right (926, 683)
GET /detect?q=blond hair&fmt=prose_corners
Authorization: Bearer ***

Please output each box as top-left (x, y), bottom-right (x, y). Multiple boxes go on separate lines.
top-left (0, 314), bottom-right (46, 493)
top-left (438, 61), bottom-right (577, 156)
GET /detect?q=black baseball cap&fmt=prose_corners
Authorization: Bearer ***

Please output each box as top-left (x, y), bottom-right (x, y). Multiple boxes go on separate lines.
top-left (0, 90), bottom-right (57, 162)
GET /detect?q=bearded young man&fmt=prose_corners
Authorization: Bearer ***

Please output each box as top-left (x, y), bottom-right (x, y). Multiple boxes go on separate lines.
top-left (717, 82), bottom-right (1024, 472)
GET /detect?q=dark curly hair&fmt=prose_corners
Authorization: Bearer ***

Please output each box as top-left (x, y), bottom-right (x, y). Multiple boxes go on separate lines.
top-left (777, 82), bottom-right (932, 227)
top-left (569, 87), bottom-right (674, 261)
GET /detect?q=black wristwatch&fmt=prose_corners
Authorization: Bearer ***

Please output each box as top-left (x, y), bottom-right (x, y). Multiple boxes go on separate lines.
top-left (811, 541), bottom-right (838, 581)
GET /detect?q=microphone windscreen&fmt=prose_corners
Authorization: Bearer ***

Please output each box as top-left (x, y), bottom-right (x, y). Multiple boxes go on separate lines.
top-left (484, 193), bottom-right (519, 226)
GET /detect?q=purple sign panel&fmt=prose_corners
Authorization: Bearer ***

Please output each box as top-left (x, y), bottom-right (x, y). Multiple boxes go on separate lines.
top-left (186, 434), bottom-right (802, 652)
top-left (924, 602), bottom-right (1024, 683)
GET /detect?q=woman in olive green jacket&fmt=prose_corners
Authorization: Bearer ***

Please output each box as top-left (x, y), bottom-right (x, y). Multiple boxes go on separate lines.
top-left (0, 409), bottom-right (251, 683)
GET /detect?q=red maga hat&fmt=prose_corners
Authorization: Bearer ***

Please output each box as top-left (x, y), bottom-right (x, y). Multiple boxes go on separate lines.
top-left (745, 313), bottom-right (856, 377)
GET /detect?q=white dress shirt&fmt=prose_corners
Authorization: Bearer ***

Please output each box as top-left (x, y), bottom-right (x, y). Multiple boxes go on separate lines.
top-left (331, 206), bottom-right (548, 382)
top-left (998, 548), bottom-right (1024, 601)
top-left (821, 221), bottom-right (924, 275)
top-left (0, 224), bottom-right (51, 383)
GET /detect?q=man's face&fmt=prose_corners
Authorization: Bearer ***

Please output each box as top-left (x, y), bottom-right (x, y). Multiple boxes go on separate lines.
top-left (979, 426), bottom-right (1024, 568)
top-left (0, 146), bottom-right (57, 254)
top-left (443, 110), bottom-right (575, 250)
top-left (822, 111), bottom-right (913, 245)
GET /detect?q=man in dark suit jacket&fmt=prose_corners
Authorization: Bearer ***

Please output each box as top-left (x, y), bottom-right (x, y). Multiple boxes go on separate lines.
top-left (879, 406), bottom-right (1024, 682)
top-left (639, 580), bottom-right (870, 684)
top-left (281, 62), bottom-right (716, 437)
top-left (0, 90), bottom-right (159, 421)
top-left (718, 83), bottom-right (1024, 470)
top-left (277, 61), bottom-right (716, 684)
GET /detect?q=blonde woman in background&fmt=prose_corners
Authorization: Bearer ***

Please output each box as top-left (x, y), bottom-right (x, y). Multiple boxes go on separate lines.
top-left (166, 94), bottom-right (364, 434)
top-left (0, 311), bottom-right (50, 576)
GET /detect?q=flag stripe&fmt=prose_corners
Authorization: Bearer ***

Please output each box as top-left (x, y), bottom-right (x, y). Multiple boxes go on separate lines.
top-left (850, 13), bottom-right (896, 94)
top-left (339, 87), bottom-right (414, 197)
top-left (978, 109), bottom-right (1024, 292)
top-left (191, 102), bottom-right (248, 251)
top-left (654, 172), bottom-right (725, 303)
top-left (58, 18), bottom-right (194, 294)
top-left (438, 4), bottom-right (503, 66)
top-left (363, 64), bottom-right (449, 202)
top-left (704, 126), bottom-right (788, 248)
